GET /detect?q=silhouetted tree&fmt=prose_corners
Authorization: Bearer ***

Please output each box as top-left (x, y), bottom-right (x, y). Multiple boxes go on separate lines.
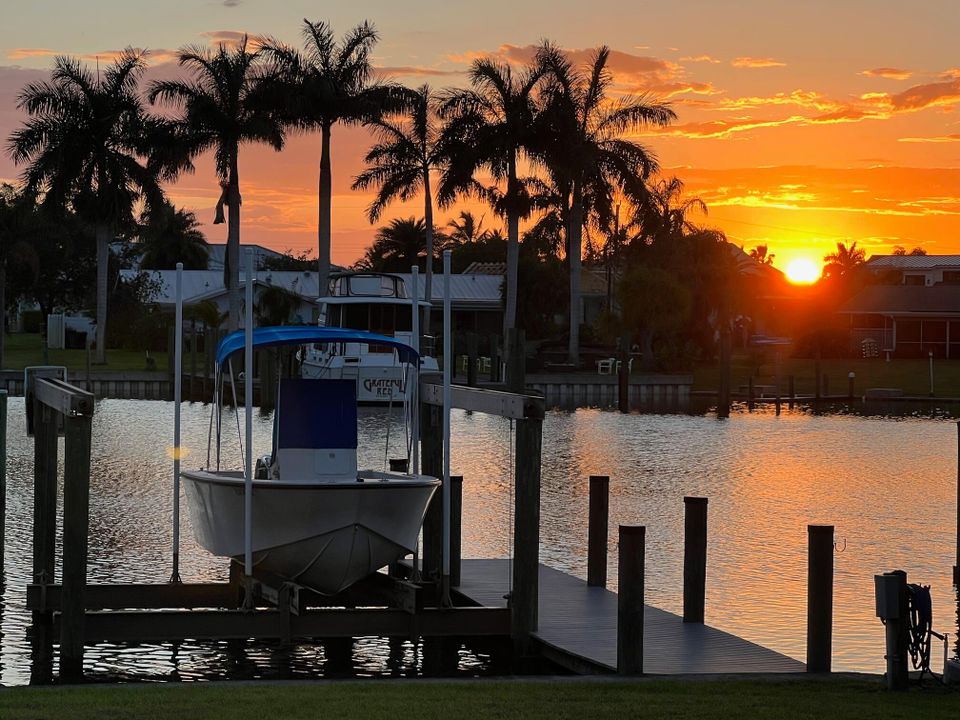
top-left (9, 50), bottom-right (170, 362)
top-left (749, 244), bottom-right (775, 266)
top-left (138, 201), bottom-right (209, 270)
top-left (150, 36), bottom-right (285, 331)
top-left (445, 210), bottom-right (488, 245)
top-left (823, 241), bottom-right (866, 278)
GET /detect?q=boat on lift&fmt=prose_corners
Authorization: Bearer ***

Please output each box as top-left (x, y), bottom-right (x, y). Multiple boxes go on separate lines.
top-left (180, 326), bottom-right (439, 595)
top-left (301, 272), bottom-right (439, 403)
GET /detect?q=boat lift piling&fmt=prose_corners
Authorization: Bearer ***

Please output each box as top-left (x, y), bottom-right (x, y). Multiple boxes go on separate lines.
top-left (243, 248), bottom-right (255, 592)
top-left (171, 262), bottom-right (183, 583)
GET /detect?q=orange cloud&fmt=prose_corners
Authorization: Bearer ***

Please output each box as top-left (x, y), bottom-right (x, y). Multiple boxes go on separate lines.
top-left (860, 67), bottom-right (912, 80)
top-left (198, 30), bottom-right (254, 48)
top-left (7, 47), bottom-right (179, 64)
top-left (715, 89), bottom-right (844, 113)
top-left (731, 57), bottom-right (786, 69)
top-left (649, 116), bottom-right (805, 139)
top-left (375, 65), bottom-right (464, 78)
top-left (897, 134), bottom-right (960, 143)
top-left (680, 54), bottom-right (721, 64)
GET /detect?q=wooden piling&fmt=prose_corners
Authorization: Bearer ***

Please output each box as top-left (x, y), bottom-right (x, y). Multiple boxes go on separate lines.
top-left (0, 390), bottom-right (6, 575)
top-left (822, 374), bottom-right (829, 398)
top-left (618, 357), bottom-right (630, 413)
top-left (956, 421), bottom-right (959, 585)
top-left (617, 525), bottom-right (645, 675)
top-left (467, 332), bottom-right (478, 387)
top-left (587, 475), bottom-right (610, 587)
top-left (60, 412), bottom-right (93, 681)
top-left (806, 524), bottom-right (834, 673)
top-left (450, 475), bottom-right (463, 587)
top-left (420, 376), bottom-right (444, 579)
top-left (511, 414), bottom-right (542, 649)
top-left (683, 497), bottom-right (708, 623)
top-left (32, 398), bottom-right (58, 589)
top-left (788, 375), bottom-right (795, 408)
top-left (747, 376), bottom-right (755, 410)
top-left (718, 328), bottom-right (731, 418)
top-left (489, 334), bottom-right (500, 383)
top-left (847, 372), bottom-right (854, 401)
top-left (506, 329), bottom-right (526, 394)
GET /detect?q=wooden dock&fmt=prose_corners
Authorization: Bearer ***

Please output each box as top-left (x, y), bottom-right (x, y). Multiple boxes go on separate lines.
top-left (456, 559), bottom-right (804, 675)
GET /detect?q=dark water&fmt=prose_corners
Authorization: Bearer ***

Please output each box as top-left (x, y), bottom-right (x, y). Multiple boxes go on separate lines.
top-left (1, 398), bottom-right (957, 683)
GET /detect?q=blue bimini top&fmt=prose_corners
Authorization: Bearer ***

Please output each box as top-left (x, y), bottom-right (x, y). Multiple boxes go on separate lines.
top-left (215, 326), bottom-right (419, 367)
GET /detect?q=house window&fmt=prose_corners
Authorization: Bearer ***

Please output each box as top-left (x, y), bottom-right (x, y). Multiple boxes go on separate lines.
top-left (903, 274), bottom-right (925, 286)
top-left (942, 271), bottom-right (960, 285)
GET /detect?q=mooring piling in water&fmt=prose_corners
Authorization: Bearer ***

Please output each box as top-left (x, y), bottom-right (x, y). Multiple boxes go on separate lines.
top-left (0, 389), bottom-right (6, 576)
top-left (683, 497), bottom-right (708, 624)
top-left (587, 475), bottom-right (610, 587)
top-left (806, 524), bottom-right (834, 673)
top-left (617, 525), bottom-right (645, 675)
top-left (450, 475), bottom-right (463, 587)
top-left (512, 413), bottom-right (542, 651)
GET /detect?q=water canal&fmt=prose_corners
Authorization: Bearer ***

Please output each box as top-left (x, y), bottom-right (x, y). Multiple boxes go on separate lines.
top-left (0, 397), bottom-right (957, 683)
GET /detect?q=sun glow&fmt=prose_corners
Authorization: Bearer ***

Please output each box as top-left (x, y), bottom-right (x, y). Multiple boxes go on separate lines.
top-left (785, 258), bottom-right (821, 284)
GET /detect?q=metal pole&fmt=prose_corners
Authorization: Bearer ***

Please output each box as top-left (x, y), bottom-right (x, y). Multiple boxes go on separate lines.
top-left (411, 266), bottom-right (420, 475)
top-left (244, 248), bottom-right (254, 578)
top-left (441, 250), bottom-right (452, 605)
top-left (171, 262), bottom-right (183, 583)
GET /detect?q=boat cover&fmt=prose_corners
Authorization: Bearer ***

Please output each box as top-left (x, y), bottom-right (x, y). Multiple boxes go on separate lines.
top-left (216, 326), bottom-right (419, 367)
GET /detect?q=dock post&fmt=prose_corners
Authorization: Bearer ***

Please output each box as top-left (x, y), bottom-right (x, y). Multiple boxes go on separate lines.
top-left (881, 570), bottom-right (909, 690)
top-left (60, 411), bottom-right (93, 681)
top-left (587, 475), bottom-right (609, 587)
top-left (748, 376), bottom-right (755, 410)
top-left (683, 497), bottom-right (708, 623)
top-left (822, 374), bottom-right (829, 398)
top-left (617, 525), bottom-right (645, 675)
top-left (32, 397), bottom-right (58, 681)
top-left (788, 375), bottom-right (795, 408)
top-left (0, 390), bottom-right (6, 575)
top-left (506, 329), bottom-right (525, 394)
top-left (512, 413), bottom-right (542, 651)
top-left (955, 421), bottom-right (959, 585)
top-left (618, 357), bottom-right (629, 413)
top-left (451, 475), bottom-right (463, 587)
top-left (466, 332), bottom-right (478, 387)
top-left (806, 524), bottom-right (834, 673)
top-left (847, 371), bottom-right (855, 401)
top-left (420, 372), bottom-right (444, 580)
top-left (718, 327), bottom-right (731, 418)
top-left (489, 334), bottom-right (500, 382)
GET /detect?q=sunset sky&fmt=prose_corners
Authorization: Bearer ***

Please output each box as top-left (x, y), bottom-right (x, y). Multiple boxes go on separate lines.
top-left (1, 0), bottom-right (958, 271)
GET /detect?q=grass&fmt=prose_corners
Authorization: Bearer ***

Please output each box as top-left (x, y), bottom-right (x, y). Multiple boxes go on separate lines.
top-left (1, 678), bottom-right (958, 720)
top-left (692, 352), bottom-right (960, 398)
top-left (2, 333), bottom-right (168, 373)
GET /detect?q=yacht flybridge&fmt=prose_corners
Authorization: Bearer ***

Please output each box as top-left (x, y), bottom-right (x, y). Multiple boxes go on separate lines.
top-left (301, 272), bottom-right (439, 403)
top-left (180, 326), bottom-right (439, 595)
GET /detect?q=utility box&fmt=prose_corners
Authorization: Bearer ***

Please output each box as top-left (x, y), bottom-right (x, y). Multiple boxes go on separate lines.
top-left (875, 573), bottom-right (901, 619)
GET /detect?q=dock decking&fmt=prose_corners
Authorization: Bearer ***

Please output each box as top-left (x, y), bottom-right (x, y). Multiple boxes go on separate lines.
top-left (456, 559), bottom-right (804, 675)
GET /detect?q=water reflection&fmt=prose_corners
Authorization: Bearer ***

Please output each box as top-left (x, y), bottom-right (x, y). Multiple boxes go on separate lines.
top-left (1, 398), bottom-right (958, 682)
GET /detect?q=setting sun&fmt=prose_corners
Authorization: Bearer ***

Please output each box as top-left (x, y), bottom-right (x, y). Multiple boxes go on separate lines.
top-left (785, 258), bottom-right (821, 284)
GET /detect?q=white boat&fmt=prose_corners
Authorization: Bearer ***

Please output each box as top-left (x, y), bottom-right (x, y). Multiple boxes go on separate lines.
top-left (301, 273), bottom-right (439, 403)
top-left (181, 326), bottom-right (439, 595)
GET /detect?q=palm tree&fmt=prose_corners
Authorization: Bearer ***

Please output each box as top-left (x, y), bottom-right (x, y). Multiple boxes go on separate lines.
top-left (749, 244), bottom-right (775, 266)
top-left (823, 241), bottom-right (866, 278)
top-left (138, 201), bottom-right (209, 270)
top-left (8, 50), bottom-right (169, 363)
top-left (261, 20), bottom-right (406, 298)
top-left (352, 84), bottom-right (442, 331)
top-left (445, 210), bottom-right (488, 245)
top-left (149, 36), bottom-right (284, 331)
top-left (437, 56), bottom-right (547, 343)
top-left (359, 217), bottom-right (429, 272)
top-left (536, 44), bottom-right (675, 364)
top-left (641, 176), bottom-right (707, 245)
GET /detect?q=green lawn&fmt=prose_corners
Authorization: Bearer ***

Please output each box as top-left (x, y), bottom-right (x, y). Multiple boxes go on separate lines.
top-left (0, 678), bottom-right (957, 720)
top-left (693, 353), bottom-right (960, 398)
top-left (2, 333), bottom-right (168, 373)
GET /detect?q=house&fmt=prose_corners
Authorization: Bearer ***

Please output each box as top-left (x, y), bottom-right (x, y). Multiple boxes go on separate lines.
top-left (838, 284), bottom-right (960, 358)
top-left (204, 243), bottom-right (286, 271)
top-left (863, 254), bottom-right (960, 287)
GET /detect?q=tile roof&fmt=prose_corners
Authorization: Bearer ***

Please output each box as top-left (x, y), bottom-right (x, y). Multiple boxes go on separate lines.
top-left (866, 255), bottom-right (960, 270)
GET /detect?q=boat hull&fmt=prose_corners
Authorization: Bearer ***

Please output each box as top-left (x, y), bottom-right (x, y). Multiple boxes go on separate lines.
top-left (181, 470), bottom-right (439, 594)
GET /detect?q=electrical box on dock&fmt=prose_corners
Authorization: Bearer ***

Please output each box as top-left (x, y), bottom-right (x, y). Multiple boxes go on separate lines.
top-left (874, 574), bottom-right (901, 620)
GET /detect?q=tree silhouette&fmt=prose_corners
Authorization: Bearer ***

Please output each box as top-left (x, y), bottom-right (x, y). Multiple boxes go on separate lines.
top-left (823, 241), bottom-right (866, 278)
top-left (9, 50), bottom-right (170, 362)
top-left (536, 43), bottom-right (675, 363)
top-left (352, 84), bottom-right (442, 331)
top-left (749, 244), bottom-right (775, 266)
top-left (261, 19), bottom-right (407, 298)
top-left (150, 36), bottom-right (284, 331)
top-left (138, 201), bottom-right (209, 270)
top-left (437, 55), bottom-right (546, 342)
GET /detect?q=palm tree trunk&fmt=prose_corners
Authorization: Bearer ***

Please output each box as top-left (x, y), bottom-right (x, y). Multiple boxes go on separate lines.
top-left (226, 154), bottom-right (241, 332)
top-left (422, 168), bottom-right (434, 335)
top-left (318, 123), bottom-right (333, 299)
top-left (503, 155), bottom-right (520, 345)
top-left (94, 222), bottom-right (110, 364)
top-left (567, 183), bottom-right (583, 366)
